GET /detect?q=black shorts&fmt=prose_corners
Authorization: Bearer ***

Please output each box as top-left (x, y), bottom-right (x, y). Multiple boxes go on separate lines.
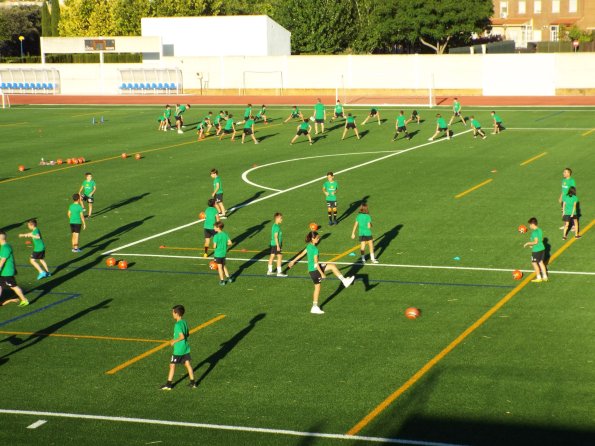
top-left (297, 129), bottom-right (309, 136)
top-left (170, 353), bottom-right (191, 364)
top-left (204, 228), bottom-right (216, 239)
top-left (270, 246), bottom-right (282, 255)
top-left (0, 276), bottom-right (17, 288)
top-left (215, 193), bottom-right (223, 203)
top-left (223, 129), bottom-right (233, 134)
top-left (215, 257), bottom-right (226, 265)
top-left (81, 194), bottom-right (94, 203)
top-left (346, 123), bottom-right (356, 129)
top-left (439, 127), bottom-right (448, 132)
top-left (397, 126), bottom-right (406, 132)
top-left (412, 110), bottom-right (418, 117)
top-left (359, 235), bottom-right (373, 242)
top-left (453, 111), bottom-right (461, 117)
top-left (309, 264), bottom-right (327, 284)
top-left (70, 224), bottom-right (82, 234)
top-left (335, 112), bottom-right (344, 118)
top-left (531, 250), bottom-right (545, 263)
top-left (243, 128), bottom-right (253, 135)
top-left (496, 122), bottom-right (503, 129)
top-left (175, 115), bottom-right (182, 122)
top-left (326, 200), bottom-right (337, 208)
top-left (166, 118), bottom-right (171, 125)
top-left (474, 127), bottom-right (482, 131)
top-left (315, 118), bottom-right (324, 124)
top-left (562, 215), bottom-right (576, 222)
top-left (291, 113), bottom-right (300, 118)
top-left (31, 250), bottom-right (45, 260)
top-left (370, 109), bottom-right (378, 116)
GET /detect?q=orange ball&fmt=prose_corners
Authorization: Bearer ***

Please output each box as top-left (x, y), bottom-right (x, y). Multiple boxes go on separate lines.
top-left (18, 165), bottom-right (25, 172)
top-left (209, 260), bottom-right (218, 270)
top-left (121, 153), bottom-right (128, 159)
top-left (512, 270), bottom-right (523, 280)
top-left (72, 159), bottom-right (79, 164)
top-left (66, 158), bottom-right (73, 164)
top-left (405, 307), bottom-right (421, 319)
top-left (117, 260), bottom-right (128, 269)
top-left (106, 257), bottom-right (116, 267)
top-left (134, 153), bottom-right (141, 160)
top-left (56, 159), bottom-right (63, 165)
top-left (518, 224), bottom-right (527, 234)
top-left (199, 212), bottom-right (206, 220)
top-left (309, 222), bottom-right (318, 231)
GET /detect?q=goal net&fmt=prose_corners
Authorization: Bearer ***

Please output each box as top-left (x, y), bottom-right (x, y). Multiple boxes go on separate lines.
top-left (242, 71), bottom-right (284, 96)
top-left (1, 91), bottom-right (10, 109)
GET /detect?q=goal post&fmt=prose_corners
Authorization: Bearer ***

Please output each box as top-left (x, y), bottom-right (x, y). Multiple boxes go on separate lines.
top-left (242, 71), bottom-right (284, 96)
top-left (1, 91), bottom-right (10, 110)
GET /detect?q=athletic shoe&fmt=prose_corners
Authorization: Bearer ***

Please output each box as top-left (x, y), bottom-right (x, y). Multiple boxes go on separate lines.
top-left (44, 272), bottom-right (51, 277)
top-left (361, 258), bottom-right (366, 264)
top-left (392, 139), bottom-right (396, 142)
top-left (36, 272), bottom-right (45, 280)
top-left (559, 226), bottom-right (565, 230)
top-left (188, 382), bottom-right (197, 389)
top-left (575, 235), bottom-right (581, 239)
top-left (276, 272), bottom-right (288, 278)
top-left (18, 300), bottom-right (30, 307)
top-left (542, 277), bottom-right (549, 282)
top-left (333, 220), bottom-right (338, 225)
top-left (267, 271), bottom-right (275, 276)
top-left (74, 248), bottom-right (82, 253)
top-left (328, 221), bottom-right (334, 226)
top-left (531, 278), bottom-right (543, 283)
top-left (177, 130), bottom-right (183, 134)
top-left (254, 141), bottom-right (259, 144)
top-left (343, 276), bottom-right (355, 288)
top-left (219, 280), bottom-right (226, 286)
top-left (226, 277), bottom-right (233, 284)
top-left (160, 384), bottom-right (173, 391)
top-left (428, 138), bottom-right (434, 141)
top-left (310, 305), bottom-right (325, 315)
top-left (371, 259), bottom-right (379, 264)
top-left (562, 237), bottom-right (567, 240)
top-left (482, 136), bottom-right (487, 140)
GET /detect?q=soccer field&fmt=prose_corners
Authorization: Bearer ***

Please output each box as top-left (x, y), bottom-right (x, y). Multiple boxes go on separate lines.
top-left (0, 104), bottom-right (594, 446)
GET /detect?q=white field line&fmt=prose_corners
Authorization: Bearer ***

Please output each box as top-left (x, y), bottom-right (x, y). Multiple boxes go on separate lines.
top-left (103, 132), bottom-right (471, 255)
top-left (0, 409), bottom-right (466, 446)
top-left (506, 127), bottom-right (592, 131)
top-left (26, 419), bottom-right (47, 429)
top-left (112, 253), bottom-right (595, 276)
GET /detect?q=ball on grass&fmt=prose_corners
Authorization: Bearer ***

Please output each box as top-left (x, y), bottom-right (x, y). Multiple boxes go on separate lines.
top-left (56, 159), bottom-right (63, 165)
top-left (209, 260), bottom-right (218, 270)
top-left (117, 260), bottom-right (128, 270)
top-left (134, 153), bottom-right (141, 160)
top-left (106, 257), bottom-right (116, 267)
top-left (18, 165), bottom-right (25, 172)
top-left (512, 270), bottom-right (523, 280)
top-left (199, 212), bottom-right (206, 220)
top-left (405, 307), bottom-right (421, 319)
top-left (121, 153), bottom-right (128, 159)
top-left (518, 224), bottom-right (528, 234)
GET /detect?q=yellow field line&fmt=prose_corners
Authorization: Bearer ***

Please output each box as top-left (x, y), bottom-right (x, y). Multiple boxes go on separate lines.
top-left (160, 246), bottom-right (344, 256)
top-left (582, 128), bottom-right (595, 136)
top-left (0, 330), bottom-right (166, 343)
top-left (346, 218), bottom-right (595, 437)
top-left (454, 179), bottom-right (493, 199)
top-left (520, 152), bottom-right (548, 166)
top-left (327, 245), bottom-right (361, 263)
top-left (0, 122), bottom-right (29, 127)
top-left (105, 314), bottom-right (226, 375)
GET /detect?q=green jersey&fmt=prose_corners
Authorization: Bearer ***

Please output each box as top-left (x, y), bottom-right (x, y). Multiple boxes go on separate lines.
top-left (291, 107), bottom-right (301, 116)
top-left (530, 228), bottom-right (545, 252)
top-left (314, 103), bottom-right (325, 119)
top-left (346, 115), bottom-right (355, 124)
top-left (32, 227), bottom-right (45, 252)
top-left (213, 231), bottom-right (230, 258)
top-left (176, 105), bottom-right (187, 116)
top-left (164, 108), bottom-right (172, 118)
top-left (244, 119), bottom-right (254, 129)
top-left (563, 194), bottom-right (578, 216)
top-left (453, 101), bottom-right (461, 112)
top-left (81, 179), bottom-right (96, 196)
top-left (69, 203), bottom-right (84, 224)
top-left (561, 177), bottom-right (576, 196)
top-left (396, 115), bottom-right (406, 127)
top-left (172, 319), bottom-right (190, 356)
top-left (299, 121), bottom-right (309, 131)
top-left (471, 119), bottom-right (481, 129)
top-left (213, 176), bottom-right (223, 194)
top-left (437, 117), bottom-right (447, 128)
top-left (492, 113), bottom-right (502, 123)
top-left (204, 206), bottom-right (218, 230)
top-left (224, 119), bottom-right (234, 130)
top-left (196, 120), bottom-right (205, 130)
top-left (0, 243), bottom-right (16, 277)
top-left (356, 213), bottom-right (372, 237)
top-left (214, 114), bottom-right (222, 125)
top-left (335, 104), bottom-right (343, 114)
top-left (323, 180), bottom-right (338, 201)
top-left (306, 243), bottom-right (319, 272)
top-left (270, 223), bottom-right (282, 247)
top-left (256, 106), bottom-right (266, 117)
top-left (244, 106), bottom-right (252, 118)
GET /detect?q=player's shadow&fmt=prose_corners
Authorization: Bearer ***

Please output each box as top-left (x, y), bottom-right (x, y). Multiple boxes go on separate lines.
top-left (336, 195), bottom-right (370, 224)
top-left (312, 134), bottom-right (327, 143)
top-left (229, 219), bottom-right (270, 250)
top-left (327, 123), bottom-right (344, 132)
top-left (543, 238), bottom-right (552, 265)
top-left (93, 193), bottom-right (150, 217)
top-left (374, 224), bottom-right (404, 260)
top-left (348, 261), bottom-right (379, 293)
top-left (359, 130), bottom-right (370, 139)
top-left (407, 129), bottom-right (421, 140)
top-left (231, 248), bottom-right (269, 281)
top-left (176, 313), bottom-right (267, 387)
top-left (226, 191), bottom-right (266, 217)
top-left (1, 219), bottom-right (35, 232)
top-left (0, 299), bottom-right (112, 362)
top-left (257, 133), bottom-right (279, 142)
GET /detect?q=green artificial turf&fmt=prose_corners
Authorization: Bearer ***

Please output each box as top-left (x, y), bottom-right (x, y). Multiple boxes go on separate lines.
top-left (0, 104), bottom-right (593, 446)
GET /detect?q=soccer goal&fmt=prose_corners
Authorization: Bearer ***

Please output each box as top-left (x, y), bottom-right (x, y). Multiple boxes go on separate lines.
top-left (242, 71), bottom-right (284, 96)
top-left (1, 91), bottom-right (10, 109)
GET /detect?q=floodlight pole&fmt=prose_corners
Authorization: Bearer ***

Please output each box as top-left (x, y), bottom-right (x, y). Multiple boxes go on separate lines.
top-left (18, 35), bottom-right (25, 59)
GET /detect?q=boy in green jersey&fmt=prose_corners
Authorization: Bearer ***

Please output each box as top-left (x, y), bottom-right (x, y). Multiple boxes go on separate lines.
top-left (341, 113), bottom-right (360, 140)
top-left (203, 198), bottom-right (220, 258)
top-left (68, 193), bottom-right (86, 253)
top-left (351, 203), bottom-right (378, 264)
top-left (361, 107), bottom-right (381, 125)
top-left (288, 231), bottom-right (354, 314)
top-left (175, 103), bottom-right (190, 134)
top-left (255, 105), bottom-right (268, 124)
top-left (214, 110), bottom-right (225, 135)
top-left (523, 217), bottom-right (548, 283)
top-left (19, 219), bottom-right (50, 280)
top-left (331, 100), bottom-right (345, 121)
top-left (469, 116), bottom-right (487, 139)
top-left (490, 111), bottom-right (503, 134)
top-left (559, 168), bottom-right (576, 205)
top-left (323, 172), bottom-right (339, 226)
top-left (393, 111), bottom-right (411, 141)
top-left (219, 113), bottom-right (236, 141)
top-left (0, 231), bottom-right (29, 307)
top-left (448, 97), bottom-right (467, 126)
top-left (210, 169), bottom-right (226, 217)
top-left (196, 119), bottom-right (207, 141)
top-left (204, 111), bottom-right (214, 134)
top-left (428, 113), bottom-right (451, 141)
top-left (238, 103), bottom-right (252, 125)
top-left (163, 104), bottom-right (172, 131)
top-left (267, 213), bottom-right (287, 277)
top-left (312, 98), bottom-right (326, 134)
top-left (79, 172), bottom-right (96, 218)
top-left (406, 110), bottom-right (421, 125)
top-left (290, 119), bottom-right (313, 145)
top-left (284, 105), bottom-right (303, 123)
top-left (213, 222), bottom-right (233, 286)
top-left (160, 305), bottom-right (196, 390)
top-left (158, 115), bottom-right (166, 131)
top-left (562, 187), bottom-right (580, 239)
top-left (241, 115), bottom-right (259, 144)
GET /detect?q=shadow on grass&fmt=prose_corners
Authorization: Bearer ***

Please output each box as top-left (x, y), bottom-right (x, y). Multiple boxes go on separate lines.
top-left (227, 191), bottom-right (266, 217)
top-left (374, 224), bottom-right (404, 260)
top-left (230, 219), bottom-right (270, 250)
top-left (257, 133), bottom-right (279, 142)
top-left (1, 219), bottom-right (35, 232)
top-left (231, 248), bottom-right (269, 281)
top-left (93, 192), bottom-right (150, 217)
top-left (337, 195), bottom-right (370, 224)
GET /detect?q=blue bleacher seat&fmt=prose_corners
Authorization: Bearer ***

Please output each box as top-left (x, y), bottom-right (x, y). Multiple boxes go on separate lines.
top-left (16, 83), bottom-right (24, 90)
top-left (157, 82), bottom-right (164, 91)
top-left (150, 83), bottom-right (157, 92)
top-left (6, 82), bottom-right (14, 90)
top-left (47, 83), bottom-right (54, 90)
top-left (23, 82), bottom-right (31, 91)
top-left (41, 83), bottom-right (48, 90)
top-left (35, 83), bottom-right (42, 91)
top-left (133, 83), bottom-right (140, 91)
top-left (168, 82), bottom-right (176, 92)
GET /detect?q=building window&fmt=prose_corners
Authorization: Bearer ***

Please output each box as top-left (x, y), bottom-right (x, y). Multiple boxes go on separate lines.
top-left (550, 25), bottom-right (559, 41)
top-left (552, 0), bottom-right (560, 13)
top-left (500, 1), bottom-right (509, 17)
top-left (519, 1), bottom-right (526, 13)
top-left (534, 0), bottom-right (542, 13)
top-left (569, 0), bottom-right (577, 13)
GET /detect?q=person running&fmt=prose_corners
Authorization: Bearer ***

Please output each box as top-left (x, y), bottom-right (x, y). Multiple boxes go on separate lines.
top-left (204, 112), bottom-right (214, 134)
top-left (284, 105), bottom-right (303, 123)
top-left (523, 217), bottom-right (548, 283)
top-left (163, 104), bottom-right (172, 131)
top-left (448, 97), bottom-right (466, 126)
top-left (241, 115), bottom-right (259, 144)
top-left (331, 100), bottom-right (345, 121)
top-left (210, 169), bottom-right (226, 218)
top-left (428, 114), bottom-right (451, 141)
top-left (287, 231), bottom-right (355, 315)
top-left (219, 114), bottom-right (236, 141)
top-left (79, 172), bottom-right (96, 218)
top-left (361, 107), bottom-right (381, 125)
top-left (562, 186), bottom-right (580, 240)
top-left (323, 172), bottom-right (339, 226)
top-left (267, 213), bottom-right (287, 277)
top-left (255, 105), bottom-right (268, 124)
top-left (213, 221), bottom-right (233, 286)
top-left (202, 198), bottom-right (220, 258)
top-left (393, 111), bottom-right (411, 141)
top-left (0, 231), bottom-right (29, 307)
top-left (470, 115), bottom-right (487, 139)
top-left (313, 98), bottom-right (326, 134)
top-left (406, 110), bottom-right (421, 125)
top-left (351, 203), bottom-right (378, 264)
top-left (238, 104), bottom-right (252, 125)
top-left (196, 118), bottom-right (208, 141)
top-left (18, 219), bottom-right (50, 280)
top-left (290, 119), bottom-right (313, 145)
top-left (214, 111), bottom-right (225, 136)
top-left (160, 305), bottom-right (197, 390)
top-left (490, 111), bottom-right (504, 134)
top-left (68, 193), bottom-right (86, 253)
top-left (341, 113), bottom-right (360, 140)
top-left (175, 104), bottom-right (190, 134)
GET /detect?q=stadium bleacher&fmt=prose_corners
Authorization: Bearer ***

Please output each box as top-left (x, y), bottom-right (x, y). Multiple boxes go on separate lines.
top-left (0, 68), bottom-right (60, 94)
top-left (118, 68), bottom-right (182, 94)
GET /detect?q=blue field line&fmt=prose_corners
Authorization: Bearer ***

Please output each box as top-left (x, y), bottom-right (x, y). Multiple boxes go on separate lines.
top-left (535, 110), bottom-right (565, 122)
top-left (0, 292), bottom-right (81, 328)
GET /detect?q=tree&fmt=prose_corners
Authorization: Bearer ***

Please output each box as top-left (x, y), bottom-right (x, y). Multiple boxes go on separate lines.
top-left (41, 2), bottom-right (51, 37)
top-left (50, 0), bottom-right (60, 36)
top-left (87, 0), bottom-right (117, 36)
top-left (113, 0), bottom-right (150, 35)
top-left (59, 0), bottom-right (95, 36)
top-left (149, 0), bottom-right (208, 17)
top-left (0, 5), bottom-right (41, 57)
